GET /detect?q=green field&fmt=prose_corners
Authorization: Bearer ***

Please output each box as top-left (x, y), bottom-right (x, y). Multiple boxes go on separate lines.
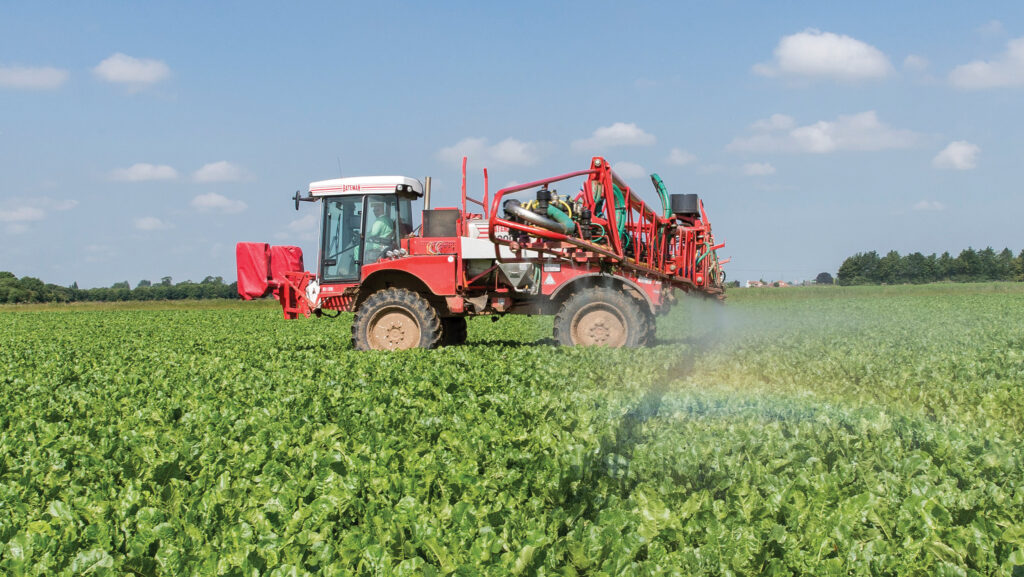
top-left (2, 285), bottom-right (1023, 575)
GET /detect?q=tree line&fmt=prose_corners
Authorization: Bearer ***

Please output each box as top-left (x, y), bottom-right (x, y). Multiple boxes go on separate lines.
top-left (0, 272), bottom-right (239, 304)
top-left (837, 247), bottom-right (1024, 285)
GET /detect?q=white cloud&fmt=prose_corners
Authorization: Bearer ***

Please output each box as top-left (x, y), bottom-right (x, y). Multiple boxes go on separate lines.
top-left (437, 137), bottom-right (539, 167)
top-left (978, 20), bottom-right (1005, 38)
top-left (0, 65), bottom-right (69, 89)
top-left (742, 162), bottom-right (776, 176)
top-left (903, 55), bottom-right (929, 73)
top-left (0, 206), bottom-right (46, 223)
top-left (193, 161), bottom-right (249, 183)
top-left (93, 53), bottom-right (170, 87)
top-left (110, 163), bottom-right (179, 182)
top-left (191, 192), bottom-right (247, 214)
top-left (133, 216), bottom-right (173, 231)
top-left (750, 114), bottom-right (796, 131)
top-left (913, 200), bottom-right (945, 211)
top-left (612, 162), bottom-right (647, 180)
top-left (488, 138), bottom-right (539, 166)
top-left (949, 37), bottom-right (1024, 89)
top-left (572, 122), bottom-right (656, 150)
top-left (728, 111), bottom-right (918, 154)
top-left (932, 141), bottom-right (980, 170)
top-left (0, 198), bottom-right (78, 234)
top-left (667, 148), bottom-right (697, 166)
top-left (47, 199), bottom-right (79, 211)
top-left (278, 212), bottom-right (319, 242)
top-left (753, 29), bottom-right (893, 81)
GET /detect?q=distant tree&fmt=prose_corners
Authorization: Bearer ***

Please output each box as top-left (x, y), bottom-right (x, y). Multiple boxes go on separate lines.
top-left (977, 247), bottom-right (998, 281)
top-left (137, 279), bottom-right (151, 288)
top-left (111, 281), bottom-right (130, 290)
top-left (904, 252), bottom-right (930, 284)
top-left (70, 281), bottom-right (79, 290)
top-left (1017, 250), bottom-right (1024, 282)
top-left (837, 251), bottom-right (881, 285)
top-left (878, 250), bottom-right (904, 284)
top-left (160, 276), bottom-right (173, 286)
top-left (954, 248), bottom-right (980, 281)
top-left (0, 271), bottom-right (15, 280)
top-left (936, 252), bottom-right (954, 281)
top-left (815, 272), bottom-right (834, 285)
top-left (996, 248), bottom-right (1015, 281)
top-left (201, 275), bottom-right (224, 285)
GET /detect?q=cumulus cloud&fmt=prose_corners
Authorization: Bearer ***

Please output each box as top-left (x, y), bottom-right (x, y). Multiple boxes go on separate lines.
top-left (109, 163), bottom-right (179, 182)
top-left (742, 162), bottom-right (776, 176)
top-left (0, 65), bottom-right (69, 89)
top-left (191, 192), bottom-right (247, 214)
top-left (612, 162), bottom-right (648, 180)
top-left (913, 200), bottom-right (945, 211)
top-left (572, 122), bottom-right (656, 150)
top-left (667, 148), bottom-right (697, 166)
top-left (134, 216), bottom-right (173, 231)
top-left (977, 20), bottom-right (1005, 38)
top-left (753, 29), bottom-right (893, 81)
top-left (437, 137), bottom-right (539, 167)
top-left (277, 212), bottom-right (319, 242)
top-left (193, 161), bottom-right (249, 183)
top-left (93, 53), bottom-right (170, 87)
top-left (903, 55), bottom-right (929, 73)
top-left (750, 114), bottom-right (796, 132)
top-left (727, 111), bottom-right (918, 154)
top-left (0, 198), bottom-right (78, 233)
top-left (0, 206), bottom-right (46, 223)
top-left (932, 141), bottom-right (980, 170)
top-left (949, 37), bottom-right (1024, 89)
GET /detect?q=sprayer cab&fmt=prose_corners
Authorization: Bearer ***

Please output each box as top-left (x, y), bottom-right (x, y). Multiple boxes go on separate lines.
top-left (237, 156), bottom-right (726, 350)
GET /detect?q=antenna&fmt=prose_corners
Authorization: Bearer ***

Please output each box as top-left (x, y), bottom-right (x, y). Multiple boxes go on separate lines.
top-left (336, 156), bottom-right (343, 177)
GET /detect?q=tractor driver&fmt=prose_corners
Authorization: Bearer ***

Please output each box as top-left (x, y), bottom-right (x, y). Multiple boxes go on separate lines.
top-left (363, 201), bottom-right (395, 263)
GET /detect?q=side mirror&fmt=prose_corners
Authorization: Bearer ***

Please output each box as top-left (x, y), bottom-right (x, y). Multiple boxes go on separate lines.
top-left (293, 190), bottom-right (317, 211)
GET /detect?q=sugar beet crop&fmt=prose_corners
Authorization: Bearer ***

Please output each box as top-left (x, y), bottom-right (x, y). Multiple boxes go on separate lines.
top-left (1, 284), bottom-right (1023, 575)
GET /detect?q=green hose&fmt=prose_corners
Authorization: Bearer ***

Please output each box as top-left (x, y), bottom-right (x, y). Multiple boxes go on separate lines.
top-left (547, 204), bottom-right (575, 232)
top-left (591, 182), bottom-right (629, 250)
top-left (650, 173), bottom-right (671, 218)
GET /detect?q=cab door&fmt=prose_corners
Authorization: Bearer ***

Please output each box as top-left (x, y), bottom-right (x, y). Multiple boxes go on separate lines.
top-left (320, 195), bottom-right (365, 282)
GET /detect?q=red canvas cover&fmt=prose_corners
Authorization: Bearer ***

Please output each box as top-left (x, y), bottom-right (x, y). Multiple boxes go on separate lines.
top-left (269, 245), bottom-right (304, 282)
top-left (236, 242), bottom-right (270, 300)
top-left (269, 245), bottom-right (305, 298)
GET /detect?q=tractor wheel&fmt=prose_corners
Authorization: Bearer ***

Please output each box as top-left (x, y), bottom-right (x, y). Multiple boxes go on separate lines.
top-left (351, 288), bottom-right (442, 351)
top-left (553, 287), bottom-right (644, 348)
top-left (440, 317), bottom-right (468, 346)
top-left (637, 307), bottom-right (656, 347)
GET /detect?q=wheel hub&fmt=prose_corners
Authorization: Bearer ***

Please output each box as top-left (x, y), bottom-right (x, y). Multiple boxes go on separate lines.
top-left (571, 304), bottom-right (627, 347)
top-left (368, 308), bottom-right (420, 350)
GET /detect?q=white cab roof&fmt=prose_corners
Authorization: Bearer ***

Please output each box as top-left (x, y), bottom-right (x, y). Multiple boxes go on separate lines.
top-left (309, 176), bottom-right (423, 197)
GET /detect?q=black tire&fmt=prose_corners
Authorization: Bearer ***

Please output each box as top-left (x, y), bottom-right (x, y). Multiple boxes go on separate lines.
top-left (553, 286), bottom-right (644, 348)
top-left (440, 317), bottom-right (468, 346)
top-left (638, 307), bottom-right (656, 347)
top-left (351, 288), bottom-right (442, 351)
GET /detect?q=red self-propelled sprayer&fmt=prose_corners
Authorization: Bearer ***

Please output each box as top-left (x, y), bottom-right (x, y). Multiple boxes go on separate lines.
top-left (236, 156), bottom-right (727, 350)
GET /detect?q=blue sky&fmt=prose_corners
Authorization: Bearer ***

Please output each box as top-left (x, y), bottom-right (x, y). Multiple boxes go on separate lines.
top-left (2, 1), bottom-right (1023, 287)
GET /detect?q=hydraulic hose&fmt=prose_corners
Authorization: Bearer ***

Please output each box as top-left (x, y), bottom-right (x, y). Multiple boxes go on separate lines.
top-left (546, 204), bottom-right (575, 232)
top-left (504, 200), bottom-right (574, 235)
top-left (650, 174), bottom-right (672, 218)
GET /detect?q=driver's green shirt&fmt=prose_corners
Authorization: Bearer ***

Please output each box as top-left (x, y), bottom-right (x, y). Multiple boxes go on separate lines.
top-left (366, 216), bottom-right (394, 248)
